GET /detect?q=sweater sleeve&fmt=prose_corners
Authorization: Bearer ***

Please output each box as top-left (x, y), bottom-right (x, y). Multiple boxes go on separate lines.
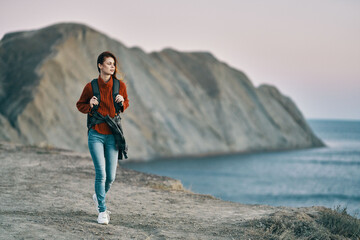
top-left (76, 82), bottom-right (93, 114)
top-left (120, 81), bottom-right (129, 112)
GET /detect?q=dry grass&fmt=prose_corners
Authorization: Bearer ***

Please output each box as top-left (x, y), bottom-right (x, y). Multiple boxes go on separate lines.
top-left (147, 179), bottom-right (187, 191)
top-left (243, 206), bottom-right (360, 240)
top-left (317, 205), bottom-right (360, 239)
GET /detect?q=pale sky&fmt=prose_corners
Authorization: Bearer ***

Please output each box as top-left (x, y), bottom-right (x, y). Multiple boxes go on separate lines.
top-left (1, 0), bottom-right (359, 120)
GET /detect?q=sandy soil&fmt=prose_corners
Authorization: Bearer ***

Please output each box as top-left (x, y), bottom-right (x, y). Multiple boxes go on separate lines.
top-left (0, 142), bottom-right (353, 239)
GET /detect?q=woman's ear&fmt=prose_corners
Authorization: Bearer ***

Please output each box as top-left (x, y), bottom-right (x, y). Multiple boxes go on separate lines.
top-left (98, 63), bottom-right (102, 71)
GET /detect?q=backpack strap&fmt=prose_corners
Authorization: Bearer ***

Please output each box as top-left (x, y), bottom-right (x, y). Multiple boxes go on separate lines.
top-left (91, 78), bottom-right (100, 111)
top-left (113, 78), bottom-right (123, 114)
top-left (87, 78), bottom-right (102, 134)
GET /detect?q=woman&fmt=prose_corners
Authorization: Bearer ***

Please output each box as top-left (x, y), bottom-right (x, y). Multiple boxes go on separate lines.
top-left (76, 51), bottom-right (129, 224)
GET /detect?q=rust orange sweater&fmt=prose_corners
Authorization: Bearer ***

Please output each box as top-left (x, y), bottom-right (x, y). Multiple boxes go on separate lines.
top-left (76, 76), bottom-right (129, 134)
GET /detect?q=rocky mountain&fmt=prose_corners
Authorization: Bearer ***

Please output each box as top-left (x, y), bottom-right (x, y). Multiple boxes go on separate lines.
top-left (0, 23), bottom-right (324, 160)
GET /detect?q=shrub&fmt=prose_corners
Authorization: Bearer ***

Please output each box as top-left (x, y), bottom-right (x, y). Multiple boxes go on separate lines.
top-left (317, 205), bottom-right (360, 239)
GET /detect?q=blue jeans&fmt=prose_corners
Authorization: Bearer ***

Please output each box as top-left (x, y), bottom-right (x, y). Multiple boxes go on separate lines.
top-left (88, 129), bottom-right (118, 213)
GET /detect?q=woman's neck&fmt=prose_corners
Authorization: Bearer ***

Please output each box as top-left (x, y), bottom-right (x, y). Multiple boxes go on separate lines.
top-left (100, 73), bottom-right (111, 82)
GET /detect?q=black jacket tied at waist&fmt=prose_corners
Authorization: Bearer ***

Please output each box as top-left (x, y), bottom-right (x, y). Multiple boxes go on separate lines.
top-left (87, 111), bottom-right (128, 160)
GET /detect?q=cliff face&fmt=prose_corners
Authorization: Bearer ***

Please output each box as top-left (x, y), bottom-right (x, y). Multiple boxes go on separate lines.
top-left (0, 23), bottom-right (324, 160)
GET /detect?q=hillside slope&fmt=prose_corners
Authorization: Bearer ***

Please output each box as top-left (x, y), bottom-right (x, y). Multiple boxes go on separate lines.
top-left (0, 23), bottom-right (324, 160)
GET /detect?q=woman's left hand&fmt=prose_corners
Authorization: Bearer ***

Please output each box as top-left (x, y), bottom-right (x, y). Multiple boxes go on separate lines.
top-left (115, 94), bottom-right (124, 103)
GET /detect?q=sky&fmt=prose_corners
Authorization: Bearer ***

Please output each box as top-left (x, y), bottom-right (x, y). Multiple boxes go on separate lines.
top-left (1, 0), bottom-right (359, 120)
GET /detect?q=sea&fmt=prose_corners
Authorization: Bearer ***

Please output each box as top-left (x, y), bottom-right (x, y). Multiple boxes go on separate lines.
top-left (122, 119), bottom-right (360, 218)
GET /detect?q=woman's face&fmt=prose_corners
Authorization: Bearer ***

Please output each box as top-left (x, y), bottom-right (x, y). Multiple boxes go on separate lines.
top-left (98, 57), bottom-right (115, 75)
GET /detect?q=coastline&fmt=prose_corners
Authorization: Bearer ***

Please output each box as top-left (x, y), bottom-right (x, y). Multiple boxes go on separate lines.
top-left (123, 143), bottom-right (327, 163)
top-left (0, 142), bottom-right (358, 239)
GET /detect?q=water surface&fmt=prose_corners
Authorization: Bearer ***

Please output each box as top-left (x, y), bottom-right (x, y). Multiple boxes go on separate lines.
top-left (123, 119), bottom-right (360, 217)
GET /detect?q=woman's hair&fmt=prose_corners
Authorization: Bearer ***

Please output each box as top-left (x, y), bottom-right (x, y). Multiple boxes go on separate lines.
top-left (97, 51), bottom-right (124, 80)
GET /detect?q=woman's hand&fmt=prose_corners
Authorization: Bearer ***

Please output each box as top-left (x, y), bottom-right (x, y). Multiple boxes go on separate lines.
top-left (90, 96), bottom-right (99, 108)
top-left (115, 94), bottom-right (124, 103)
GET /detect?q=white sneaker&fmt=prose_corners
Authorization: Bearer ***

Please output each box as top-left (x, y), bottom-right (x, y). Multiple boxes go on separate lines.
top-left (106, 210), bottom-right (111, 222)
top-left (97, 211), bottom-right (109, 225)
top-left (97, 210), bottom-right (111, 225)
top-left (92, 193), bottom-right (100, 213)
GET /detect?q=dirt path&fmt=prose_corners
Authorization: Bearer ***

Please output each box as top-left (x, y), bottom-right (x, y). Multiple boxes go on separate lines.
top-left (0, 142), bottom-right (356, 239)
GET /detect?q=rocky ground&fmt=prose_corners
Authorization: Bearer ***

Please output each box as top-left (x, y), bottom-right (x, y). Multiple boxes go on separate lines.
top-left (0, 142), bottom-right (358, 240)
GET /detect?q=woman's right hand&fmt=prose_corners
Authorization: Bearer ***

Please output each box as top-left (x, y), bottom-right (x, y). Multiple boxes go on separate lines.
top-left (90, 96), bottom-right (99, 108)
